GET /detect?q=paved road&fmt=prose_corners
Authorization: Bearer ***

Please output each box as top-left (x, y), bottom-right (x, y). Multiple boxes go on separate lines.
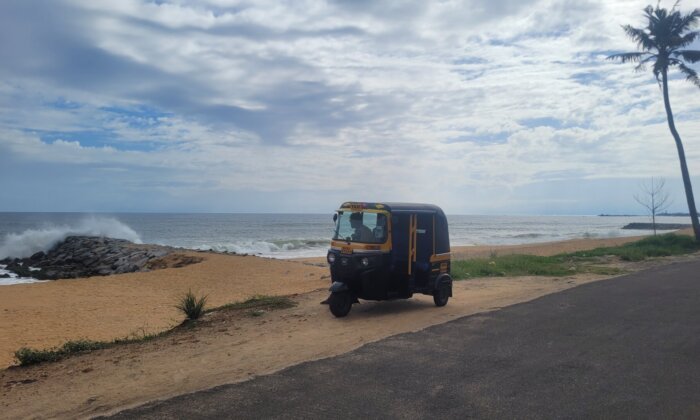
top-left (110, 260), bottom-right (700, 419)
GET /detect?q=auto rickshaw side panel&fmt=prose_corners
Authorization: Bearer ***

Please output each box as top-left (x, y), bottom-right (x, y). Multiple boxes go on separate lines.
top-left (390, 208), bottom-right (451, 295)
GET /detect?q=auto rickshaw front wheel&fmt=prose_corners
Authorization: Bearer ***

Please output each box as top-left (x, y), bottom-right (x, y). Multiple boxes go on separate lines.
top-left (329, 292), bottom-right (353, 317)
top-left (433, 283), bottom-right (450, 307)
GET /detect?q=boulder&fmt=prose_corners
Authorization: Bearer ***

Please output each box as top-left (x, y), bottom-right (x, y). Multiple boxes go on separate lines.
top-left (3, 236), bottom-right (183, 280)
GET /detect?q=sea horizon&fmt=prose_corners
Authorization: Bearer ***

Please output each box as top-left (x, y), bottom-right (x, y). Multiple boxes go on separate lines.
top-left (1, 212), bottom-right (691, 258)
top-left (2, 210), bottom-right (689, 217)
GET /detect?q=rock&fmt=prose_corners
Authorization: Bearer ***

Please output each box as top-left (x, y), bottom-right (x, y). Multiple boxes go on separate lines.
top-left (622, 223), bottom-right (691, 230)
top-left (3, 236), bottom-right (189, 280)
top-left (6, 263), bottom-right (33, 278)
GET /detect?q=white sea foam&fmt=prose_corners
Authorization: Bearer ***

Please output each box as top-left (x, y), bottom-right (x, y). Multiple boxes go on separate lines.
top-left (193, 239), bottom-right (329, 258)
top-left (0, 264), bottom-right (46, 285)
top-left (0, 217), bottom-right (142, 259)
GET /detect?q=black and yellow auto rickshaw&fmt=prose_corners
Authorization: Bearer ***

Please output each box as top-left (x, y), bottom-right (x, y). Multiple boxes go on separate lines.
top-left (325, 202), bottom-right (452, 317)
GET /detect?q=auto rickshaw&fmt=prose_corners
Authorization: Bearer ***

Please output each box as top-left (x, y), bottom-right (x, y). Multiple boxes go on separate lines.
top-left (325, 202), bottom-right (452, 317)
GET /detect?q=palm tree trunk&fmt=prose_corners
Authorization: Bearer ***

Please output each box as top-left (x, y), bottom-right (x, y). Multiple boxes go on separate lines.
top-left (661, 69), bottom-right (700, 241)
top-left (652, 177), bottom-right (657, 235)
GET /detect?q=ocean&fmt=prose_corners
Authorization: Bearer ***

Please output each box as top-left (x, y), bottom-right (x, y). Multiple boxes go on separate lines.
top-left (0, 212), bottom-right (691, 285)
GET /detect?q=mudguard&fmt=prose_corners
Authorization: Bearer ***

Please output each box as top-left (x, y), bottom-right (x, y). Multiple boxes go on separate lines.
top-left (434, 274), bottom-right (453, 297)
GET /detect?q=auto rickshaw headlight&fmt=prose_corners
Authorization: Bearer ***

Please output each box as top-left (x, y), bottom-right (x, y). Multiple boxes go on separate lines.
top-left (361, 257), bottom-right (369, 267)
top-left (327, 252), bottom-right (336, 264)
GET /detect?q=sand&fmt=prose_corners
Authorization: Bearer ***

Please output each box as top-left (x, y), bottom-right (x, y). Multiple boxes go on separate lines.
top-left (0, 230), bottom-right (695, 418)
top-left (0, 252), bottom-right (328, 368)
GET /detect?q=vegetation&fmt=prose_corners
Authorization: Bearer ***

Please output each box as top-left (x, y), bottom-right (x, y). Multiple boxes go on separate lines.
top-left (176, 289), bottom-right (208, 321)
top-left (452, 254), bottom-right (577, 279)
top-left (452, 233), bottom-right (700, 280)
top-left (13, 332), bottom-right (167, 366)
top-left (208, 295), bottom-right (296, 313)
top-left (14, 295), bottom-right (297, 366)
top-left (568, 233), bottom-right (700, 261)
top-left (607, 3), bottom-right (700, 241)
top-left (15, 340), bottom-right (109, 365)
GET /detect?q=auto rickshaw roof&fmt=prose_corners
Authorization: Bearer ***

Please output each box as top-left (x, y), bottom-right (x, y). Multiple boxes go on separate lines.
top-left (339, 202), bottom-right (446, 215)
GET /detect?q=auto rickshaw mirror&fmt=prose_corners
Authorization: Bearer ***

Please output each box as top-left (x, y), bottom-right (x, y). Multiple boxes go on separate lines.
top-left (333, 213), bottom-right (338, 222)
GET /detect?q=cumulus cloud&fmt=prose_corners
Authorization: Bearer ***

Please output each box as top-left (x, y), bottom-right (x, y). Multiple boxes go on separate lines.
top-left (0, 0), bottom-right (699, 214)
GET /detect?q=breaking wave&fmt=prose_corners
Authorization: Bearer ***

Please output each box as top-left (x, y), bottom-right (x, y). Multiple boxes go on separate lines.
top-left (0, 217), bottom-right (142, 259)
top-left (193, 239), bottom-right (329, 258)
top-left (511, 233), bottom-right (548, 239)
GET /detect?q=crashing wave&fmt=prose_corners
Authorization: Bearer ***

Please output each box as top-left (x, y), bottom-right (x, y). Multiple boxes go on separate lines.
top-left (194, 238), bottom-right (329, 257)
top-left (0, 217), bottom-right (142, 259)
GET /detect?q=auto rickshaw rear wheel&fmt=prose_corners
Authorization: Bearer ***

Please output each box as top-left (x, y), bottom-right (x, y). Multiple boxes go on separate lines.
top-left (433, 283), bottom-right (450, 307)
top-left (329, 292), bottom-right (353, 317)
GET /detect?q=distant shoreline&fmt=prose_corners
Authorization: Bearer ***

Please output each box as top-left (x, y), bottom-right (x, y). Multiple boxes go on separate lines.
top-left (622, 223), bottom-right (691, 230)
top-left (599, 213), bottom-right (691, 217)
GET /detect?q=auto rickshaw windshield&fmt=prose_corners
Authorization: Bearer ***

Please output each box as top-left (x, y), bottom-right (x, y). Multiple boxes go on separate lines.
top-left (333, 211), bottom-right (388, 244)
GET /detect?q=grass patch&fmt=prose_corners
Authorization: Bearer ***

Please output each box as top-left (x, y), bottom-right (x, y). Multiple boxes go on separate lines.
top-left (13, 332), bottom-right (165, 366)
top-left (452, 233), bottom-right (699, 280)
top-left (208, 295), bottom-right (297, 313)
top-left (14, 294), bottom-right (297, 367)
top-left (585, 266), bottom-right (624, 276)
top-left (14, 340), bottom-right (109, 365)
top-left (567, 233), bottom-right (700, 262)
top-left (451, 254), bottom-right (577, 280)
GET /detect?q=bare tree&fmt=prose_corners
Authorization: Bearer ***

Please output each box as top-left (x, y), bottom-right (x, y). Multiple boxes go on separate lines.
top-left (634, 177), bottom-right (672, 235)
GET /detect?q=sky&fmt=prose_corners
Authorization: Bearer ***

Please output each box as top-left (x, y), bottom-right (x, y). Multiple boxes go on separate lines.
top-left (1, 0), bottom-right (699, 215)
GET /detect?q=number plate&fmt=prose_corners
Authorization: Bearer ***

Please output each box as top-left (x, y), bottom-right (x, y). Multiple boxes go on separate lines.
top-left (341, 246), bottom-right (353, 254)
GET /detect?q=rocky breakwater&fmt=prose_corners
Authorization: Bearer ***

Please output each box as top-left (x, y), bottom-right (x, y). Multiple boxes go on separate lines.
top-left (0, 236), bottom-right (201, 280)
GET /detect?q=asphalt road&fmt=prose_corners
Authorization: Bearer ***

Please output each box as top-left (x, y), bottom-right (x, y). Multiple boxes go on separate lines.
top-left (110, 259), bottom-right (700, 419)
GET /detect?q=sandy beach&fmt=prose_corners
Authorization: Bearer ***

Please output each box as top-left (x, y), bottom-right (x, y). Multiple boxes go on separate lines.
top-left (1, 231), bottom-right (697, 418)
top-left (0, 233), bottom-right (660, 369)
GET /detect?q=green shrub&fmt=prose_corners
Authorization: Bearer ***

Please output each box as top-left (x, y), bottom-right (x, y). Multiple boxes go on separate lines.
top-left (176, 289), bottom-right (208, 321)
top-left (14, 347), bottom-right (60, 365)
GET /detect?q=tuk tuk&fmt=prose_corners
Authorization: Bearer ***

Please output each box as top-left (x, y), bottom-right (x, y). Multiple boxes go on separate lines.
top-left (325, 202), bottom-right (452, 317)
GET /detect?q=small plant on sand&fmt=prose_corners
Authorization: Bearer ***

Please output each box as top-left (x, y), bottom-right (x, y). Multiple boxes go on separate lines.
top-left (176, 289), bottom-right (208, 321)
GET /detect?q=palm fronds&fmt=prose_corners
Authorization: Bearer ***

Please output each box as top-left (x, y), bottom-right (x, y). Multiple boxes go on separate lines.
top-left (607, 4), bottom-right (700, 88)
top-left (678, 63), bottom-right (700, 87)
top-left (674, 49), bottom-right (700, 62)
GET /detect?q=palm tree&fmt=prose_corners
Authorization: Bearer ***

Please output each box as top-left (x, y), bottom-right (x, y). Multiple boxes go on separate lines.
top-left (608, 3), bottom-right (700, 241)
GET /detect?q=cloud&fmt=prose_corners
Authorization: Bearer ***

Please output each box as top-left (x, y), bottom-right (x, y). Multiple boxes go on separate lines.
top-left (1, 0), bottom-right (699, 214)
